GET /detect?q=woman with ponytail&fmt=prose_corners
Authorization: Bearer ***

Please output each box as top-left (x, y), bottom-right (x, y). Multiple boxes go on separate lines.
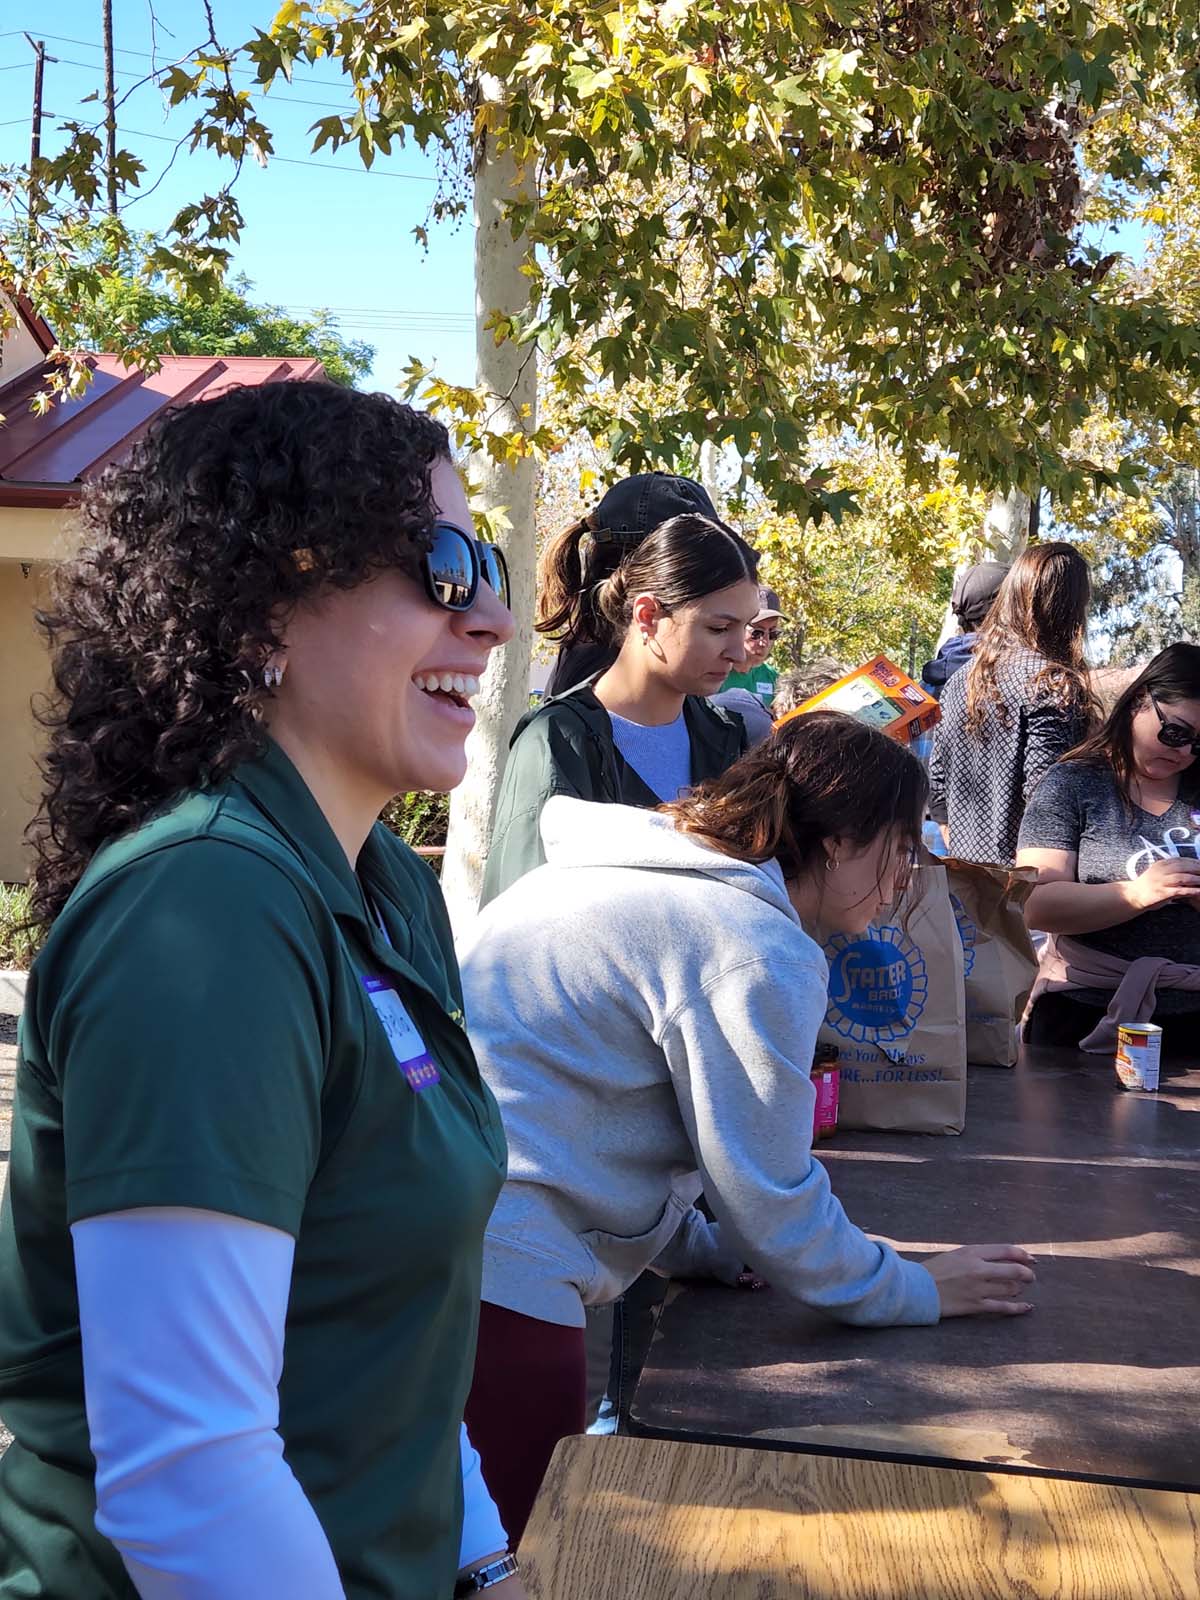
top-left (540, 472), bottom-right (731, 695)
top-left (481, 512), bottom-right (760, 904)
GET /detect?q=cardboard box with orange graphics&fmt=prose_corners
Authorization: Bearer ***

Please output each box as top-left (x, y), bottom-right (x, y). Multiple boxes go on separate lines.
top-left (778, 655), bottom-right (940, 746)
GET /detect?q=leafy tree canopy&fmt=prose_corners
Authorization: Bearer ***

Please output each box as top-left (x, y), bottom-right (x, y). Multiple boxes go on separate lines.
top-left (45, 227), bottom-right (373, 388)
top-left (4, 0), bottom-right (1200, 519)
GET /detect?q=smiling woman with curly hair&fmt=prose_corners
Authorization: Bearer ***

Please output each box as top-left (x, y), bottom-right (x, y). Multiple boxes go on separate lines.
top-left (0, 383), bottom-right (530, 1600)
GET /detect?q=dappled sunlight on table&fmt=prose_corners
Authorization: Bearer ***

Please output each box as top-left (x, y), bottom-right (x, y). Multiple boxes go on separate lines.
top-left (522, 1436), bottom-right (1200, 1599)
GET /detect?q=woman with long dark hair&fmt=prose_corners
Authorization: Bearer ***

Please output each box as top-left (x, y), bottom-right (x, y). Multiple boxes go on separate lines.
top-left (0, 385), bottom-right (528, 1599)
top-left (1018, 642), bottom-right (1200, 1051)
top-left (539, 472), bottom-right (731, 694)
top-left (928, 541), bottom-right (1096, 865)
top-left (463, 713), bottom-right (1035, 1544)
top-left (481, 512), bottom-right (758, 903)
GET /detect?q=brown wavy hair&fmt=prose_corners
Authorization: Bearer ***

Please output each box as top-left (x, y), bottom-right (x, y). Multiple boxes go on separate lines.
top-left (664, 709), bottom-right (927, 891)
top-left (536, 510), bottom-right (609, 645)
top-left (963, 541), bottom-right (1095, 733)
top-left (28, 382), bottom-right (450, 927)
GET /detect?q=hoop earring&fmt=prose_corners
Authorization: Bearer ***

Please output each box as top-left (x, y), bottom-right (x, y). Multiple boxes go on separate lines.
top-left (825, 854), bottom-right (840, 873)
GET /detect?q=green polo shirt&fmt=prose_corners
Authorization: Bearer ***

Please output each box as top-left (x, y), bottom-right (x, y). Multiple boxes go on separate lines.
top-left (722, 662), bottom-right (778, 707)
top-left (0, 740), bottom-right (505, 1599)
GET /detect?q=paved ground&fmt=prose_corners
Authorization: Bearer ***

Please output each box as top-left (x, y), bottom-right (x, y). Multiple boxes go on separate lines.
top-left (0, 983), bottom-right (17, 1457)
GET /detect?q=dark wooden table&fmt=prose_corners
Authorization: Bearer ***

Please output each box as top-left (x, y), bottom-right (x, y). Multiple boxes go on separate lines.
top-left (629, 1048), bottom-right (1200, 1492)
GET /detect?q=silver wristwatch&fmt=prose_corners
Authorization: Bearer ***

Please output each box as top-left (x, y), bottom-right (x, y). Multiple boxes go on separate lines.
top-left (454, 1553), bottom-right (520, 1595)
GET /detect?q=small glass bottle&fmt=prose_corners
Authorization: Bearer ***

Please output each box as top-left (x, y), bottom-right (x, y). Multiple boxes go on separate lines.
top-left (811, 1042), bottom-right (840, 1140)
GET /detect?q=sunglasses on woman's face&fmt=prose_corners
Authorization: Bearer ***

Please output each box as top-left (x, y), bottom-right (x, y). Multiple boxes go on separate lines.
top-left (421, 521), bottom-right (510, 613)
top-left (1150, 693), bottom-right (1200, 756)
top-left (747, 627), bottom-right (781, 645)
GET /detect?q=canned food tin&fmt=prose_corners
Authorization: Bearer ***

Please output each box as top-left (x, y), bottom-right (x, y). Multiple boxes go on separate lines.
top-left (1115, 1022), bottom-right (1162, 1091)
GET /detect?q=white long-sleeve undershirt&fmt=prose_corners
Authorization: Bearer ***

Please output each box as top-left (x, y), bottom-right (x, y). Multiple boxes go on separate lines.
top-left (72, 1207), bottom-right (506, 1599)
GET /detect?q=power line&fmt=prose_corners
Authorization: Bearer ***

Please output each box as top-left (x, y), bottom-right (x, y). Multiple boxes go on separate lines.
top-left (4, 51), bottom-right (358, 115)
top-left (0, 29), bottom-right (350, 92)
top-left (279, 304), bottom-right (473, 317)
top-left (119, 123), bottom-right (437, 182)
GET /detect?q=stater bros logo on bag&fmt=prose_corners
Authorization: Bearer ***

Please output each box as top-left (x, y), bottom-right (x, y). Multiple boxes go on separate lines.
top-left (816, 864), bottom-right (967, 1134)
top-left (824, 926), bottom-right (928, 1046)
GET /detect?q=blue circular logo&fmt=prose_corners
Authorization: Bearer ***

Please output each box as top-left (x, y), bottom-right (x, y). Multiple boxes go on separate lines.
top-left (949, 893), bottom-right (977, 979)
top-left (824, 925), bottom-right (927, 1044)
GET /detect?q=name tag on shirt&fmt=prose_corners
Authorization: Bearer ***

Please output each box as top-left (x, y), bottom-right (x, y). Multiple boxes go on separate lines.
top-left (362, 977), bottom-right (442, 1092)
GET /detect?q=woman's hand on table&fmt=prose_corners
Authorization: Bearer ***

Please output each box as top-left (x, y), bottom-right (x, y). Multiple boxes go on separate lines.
top-left (926, 1244), bottom-right (1036, 1318)
top-left (736, 1268), bottom-right (770, 1292)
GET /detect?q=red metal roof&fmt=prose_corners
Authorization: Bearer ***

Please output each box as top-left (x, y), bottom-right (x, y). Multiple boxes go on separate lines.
top-left (0, 352), bottom-right (328, 509)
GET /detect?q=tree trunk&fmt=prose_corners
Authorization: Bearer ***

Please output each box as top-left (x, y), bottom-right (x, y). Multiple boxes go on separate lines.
top-left (1174, 469), bottom-right (1200, 641)
top-left (698, 439), bottom-right (721, 505)
top-left (935, 488), bottom-right (1030, 648)
top-left (439, 78), bottom-right (537, 935)
top-left (981, 488), bottom-right (1032, 564)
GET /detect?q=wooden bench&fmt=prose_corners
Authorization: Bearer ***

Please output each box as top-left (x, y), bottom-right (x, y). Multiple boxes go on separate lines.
top-left (521, 1434), bottom-right (1200, 1598)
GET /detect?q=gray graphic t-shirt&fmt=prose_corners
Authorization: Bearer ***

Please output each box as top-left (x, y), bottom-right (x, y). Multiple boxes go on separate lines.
top-left (1019, 759), bottom-right (1200, 1012)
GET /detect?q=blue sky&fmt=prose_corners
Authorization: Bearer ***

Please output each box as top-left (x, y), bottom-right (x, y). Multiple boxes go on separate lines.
top-left (0, 1), bottom-right (477, 389)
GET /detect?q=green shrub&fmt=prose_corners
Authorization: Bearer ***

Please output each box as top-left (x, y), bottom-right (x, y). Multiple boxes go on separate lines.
top-left (0, 883), bottom-right (41, 970)
top-left (379, 792), bottom-right (450, 854)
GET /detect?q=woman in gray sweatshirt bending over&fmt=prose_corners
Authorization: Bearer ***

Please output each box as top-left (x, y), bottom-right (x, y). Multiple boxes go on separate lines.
top-left (459, 712), bottom-right (1035, 1544)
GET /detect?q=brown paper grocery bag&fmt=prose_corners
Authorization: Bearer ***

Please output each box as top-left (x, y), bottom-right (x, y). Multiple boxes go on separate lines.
top-left (816, 864), bottom-right (967, 1134)
top-left (944, 858), bottom-right (1037, 1068)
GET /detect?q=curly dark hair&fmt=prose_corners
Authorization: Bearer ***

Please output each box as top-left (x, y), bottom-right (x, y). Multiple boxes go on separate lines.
top-left (28, 381), bottom-right (450, 927)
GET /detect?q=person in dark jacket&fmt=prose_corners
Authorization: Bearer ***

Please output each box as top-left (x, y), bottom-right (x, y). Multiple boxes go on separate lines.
top-left (540, 472), bottom-right (737, 696)
top-left (481, 514), bottom-right (758, 905)
top-left (920, 560), bottom-right (1010, 700)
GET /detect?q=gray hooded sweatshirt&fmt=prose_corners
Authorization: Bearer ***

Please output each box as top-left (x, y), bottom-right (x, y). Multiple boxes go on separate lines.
top-left (458, 797), bottom-right (939, 1330)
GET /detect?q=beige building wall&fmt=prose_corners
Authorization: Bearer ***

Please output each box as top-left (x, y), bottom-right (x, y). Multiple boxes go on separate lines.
top-left (0, 561), bottom-right (53, 883)
top-left (0, 506), bottom-right (74, 564)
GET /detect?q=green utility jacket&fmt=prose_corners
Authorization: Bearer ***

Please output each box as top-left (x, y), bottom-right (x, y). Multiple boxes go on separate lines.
top-left (481, 680), bottom-right (748, 905)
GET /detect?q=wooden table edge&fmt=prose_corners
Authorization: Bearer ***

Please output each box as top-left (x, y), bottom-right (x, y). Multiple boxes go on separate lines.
top-left (623, 1408), bottom-right (1200, 1498)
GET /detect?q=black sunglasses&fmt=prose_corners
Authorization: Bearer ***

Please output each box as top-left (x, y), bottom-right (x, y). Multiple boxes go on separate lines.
top-left (422, 521), bottom-right (510, 613)
top-left (1150, 693), bottom-right (1200, 756)
top-left (747, 626), bottom-right (781, 644)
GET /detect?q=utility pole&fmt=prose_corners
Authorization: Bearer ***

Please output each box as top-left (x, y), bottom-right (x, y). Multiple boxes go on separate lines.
top-left (23, 33), bottom-right (56, 262)
top-left (101, 0), bottom-right (118, 215)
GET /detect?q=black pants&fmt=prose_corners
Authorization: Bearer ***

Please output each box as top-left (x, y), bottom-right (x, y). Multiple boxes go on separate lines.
top-left (1026, 992), bottom-right (1200, 1061)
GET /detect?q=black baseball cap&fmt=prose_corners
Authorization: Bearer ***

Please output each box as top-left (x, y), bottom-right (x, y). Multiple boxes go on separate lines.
top-left (951, 561), bottom-right (1010, 627)
top-left (592, 472), bottom-right (733, 544)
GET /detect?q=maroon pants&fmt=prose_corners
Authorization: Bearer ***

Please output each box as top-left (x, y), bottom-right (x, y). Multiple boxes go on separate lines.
top-left (465, 1301), bottom-right (587, 1549)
